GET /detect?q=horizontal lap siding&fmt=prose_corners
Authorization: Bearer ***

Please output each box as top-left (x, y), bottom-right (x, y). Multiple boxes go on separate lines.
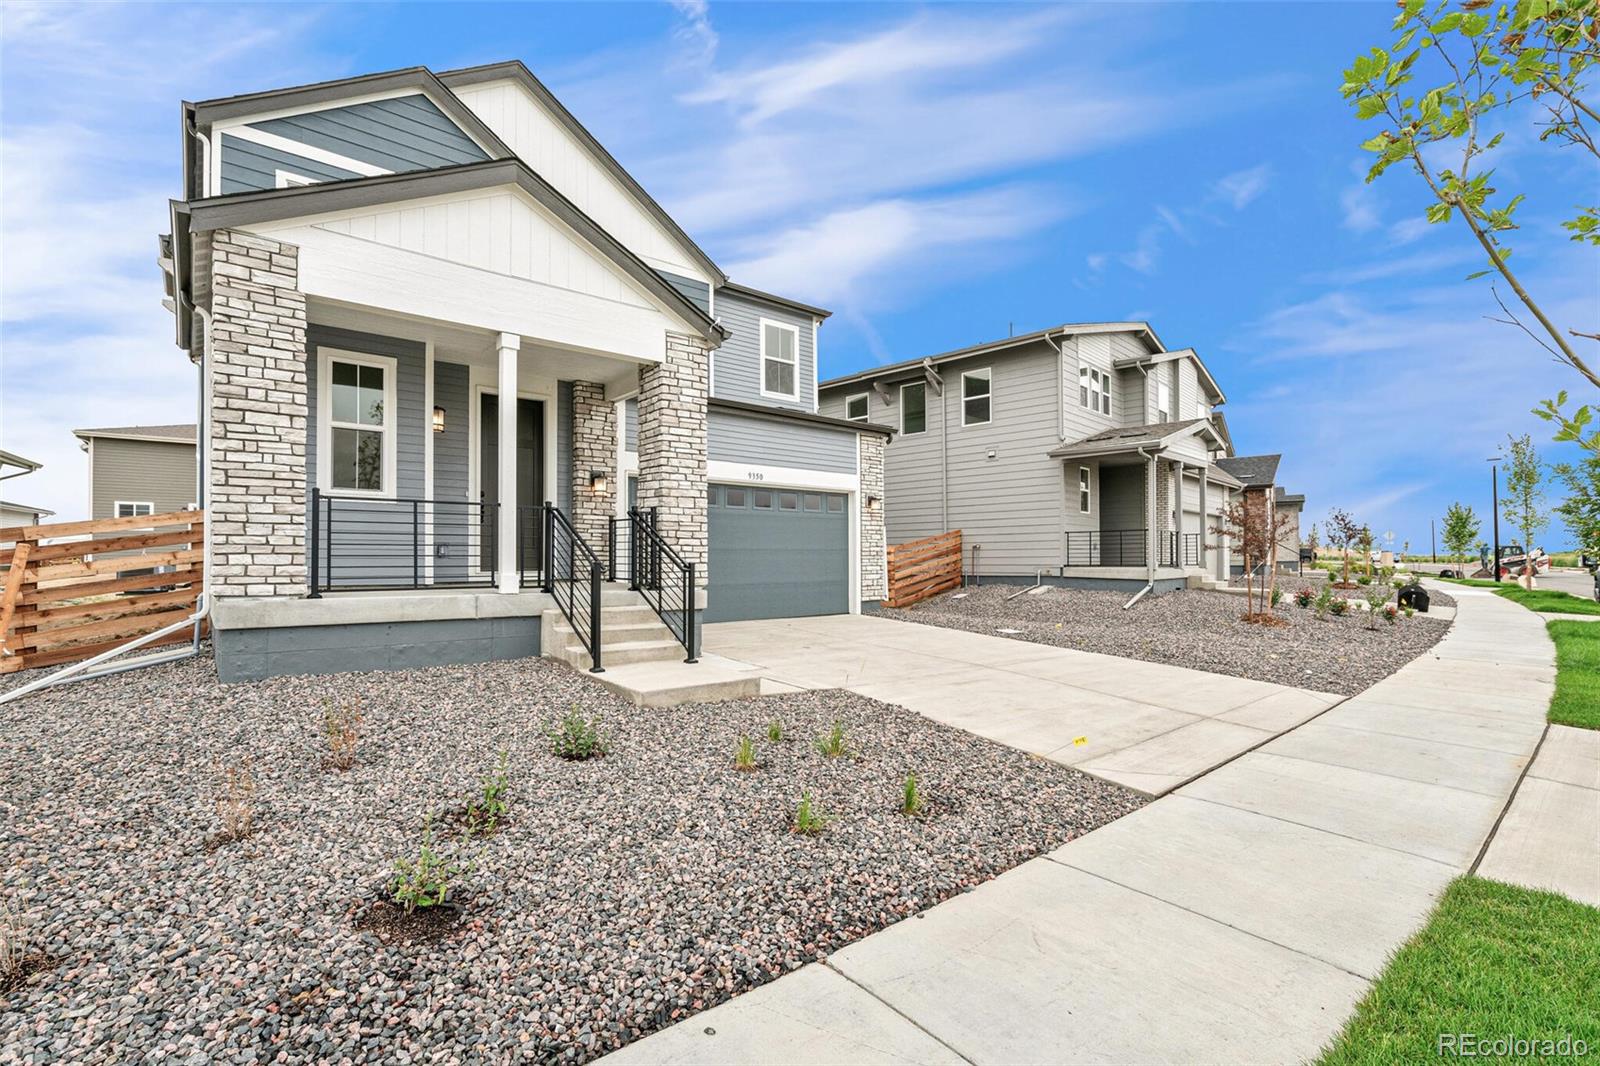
top-left (708, 410), bottom-right (856, 474)
top-left (432, 361), bottom-right (471, 584)
top-left (556, 381), bottom-right (574, 514)
top-left (712, 288), bottom-right (815, 413)
top-left (91, 439), bottom-right (196, 519)
top-left (624, 398), bottom-right (638, 452)
top-left (249, 94), bottom-right (487, 175)
top-left (220, 134), bottom-right (361, 194)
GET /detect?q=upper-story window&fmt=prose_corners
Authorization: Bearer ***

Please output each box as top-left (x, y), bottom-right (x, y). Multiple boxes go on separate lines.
top-left (1157, 378), bottom-right (1172, 423)
top-left (115, 501), bottom-right (155, 519)
top-left (845, 393), bottom-right (870, 422)
top-left (1195, 398), bottom-right (1209, 421)
top-left (901, 382), bottom-right (927, 435)
top-left (961, 368), bottom-right (992, 426)
top-left (318, 348), bottom-right (396, 496)
top-left (760, 319), bottom-right (799, 401)
top-left (1079, 366), bottom-right (1110, 415)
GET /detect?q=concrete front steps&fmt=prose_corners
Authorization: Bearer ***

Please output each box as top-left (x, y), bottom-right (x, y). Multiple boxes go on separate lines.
top-left (540, 588), bottom-right (760, 707)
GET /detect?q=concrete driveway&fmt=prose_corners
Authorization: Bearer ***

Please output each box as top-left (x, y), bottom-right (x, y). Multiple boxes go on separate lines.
top-left (705, 614), bottom-right (1342, 796)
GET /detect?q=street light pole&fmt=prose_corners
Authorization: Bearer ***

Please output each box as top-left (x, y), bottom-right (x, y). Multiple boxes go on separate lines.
top-left (1487, 455), bottom-right (1503, 584)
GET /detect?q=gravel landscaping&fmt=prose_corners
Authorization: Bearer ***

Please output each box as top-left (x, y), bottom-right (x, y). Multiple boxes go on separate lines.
top-left (883, 584), bottom-right (1452, 695)
top-left (0, 652), bottom-right (1143, 1063)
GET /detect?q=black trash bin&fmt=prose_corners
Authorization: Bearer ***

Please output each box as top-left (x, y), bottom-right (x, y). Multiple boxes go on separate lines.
top-left (1397, 584), bottom-right (1429, 613)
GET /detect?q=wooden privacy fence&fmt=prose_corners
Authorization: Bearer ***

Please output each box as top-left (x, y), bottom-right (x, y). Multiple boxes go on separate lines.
top-left (1, 509), bottom-right (206, 674)
top-left (883, 530), bottom-right (962, 609)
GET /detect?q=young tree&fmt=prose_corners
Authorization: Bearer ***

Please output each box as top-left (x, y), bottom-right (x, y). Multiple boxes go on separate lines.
top-left (1502, 433), bottom-right (1549, 570)
top-left (1360, 525), bottom-right (1376, 578)
top-left (1342, 0), bottom-right (1600, 392)
top-left (1307, 521), bottom-right (1321, 561)
top-left (1326, 508), bottom-right (1363, 586)
top-left (1213, 495), bottom-right (1299, 623)
top-left (1441, 501), bottom-right (1482, 575)
top-left (1552, 453), bottom-right (1600, 559)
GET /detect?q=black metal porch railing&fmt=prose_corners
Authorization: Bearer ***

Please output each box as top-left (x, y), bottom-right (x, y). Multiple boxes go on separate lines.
top-left (1163, 532), bottom-right (1202, 568)
top-left (628, 506), bottom-right (697, 662)
top-left (308, 488), bottom-right (496, 595)
top-left (535, 503), bottom-right (605, 673)
top-left (1063, 528), bottom-right (1149, 568)
top-left (607, 514), bottom-right (631, 583)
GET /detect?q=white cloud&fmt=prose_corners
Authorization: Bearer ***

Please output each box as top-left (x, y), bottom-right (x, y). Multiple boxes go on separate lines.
top-left (1213, 164), bottom-right (1272, 210)
top-left (1301, 248), bottom-right (1473, 285)
top-left (668, 0), bottom-right (718, 70)
top-left (1340, 181), bottom-right (1381, 232)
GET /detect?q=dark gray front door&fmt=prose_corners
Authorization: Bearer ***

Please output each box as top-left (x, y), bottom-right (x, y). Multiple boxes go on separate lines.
top-left (479, 394), bottom-right (544, 573)
top-left (706, 484), bottom-right (849, 622)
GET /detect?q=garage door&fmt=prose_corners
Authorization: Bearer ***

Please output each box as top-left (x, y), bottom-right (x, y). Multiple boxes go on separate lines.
top-left (706, 484), bottom-right (849, 622)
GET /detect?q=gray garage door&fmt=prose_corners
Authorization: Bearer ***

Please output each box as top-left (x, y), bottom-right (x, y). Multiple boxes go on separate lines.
top-left (706, 484), bottom-right (849, 622)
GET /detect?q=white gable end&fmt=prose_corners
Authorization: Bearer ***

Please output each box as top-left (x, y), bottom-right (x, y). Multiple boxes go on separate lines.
top-left (450, 78), bottom-right (709, 284)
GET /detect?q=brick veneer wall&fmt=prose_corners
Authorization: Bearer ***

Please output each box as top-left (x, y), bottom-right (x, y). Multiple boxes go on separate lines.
top-left (569, 381), bottom-right (616, 548)
top-left (636, 332), bottom-right (709, 581)
top-left (859, 432), bottom-right (888, 601)
top-left (205, 229), bottom-right (308, 597)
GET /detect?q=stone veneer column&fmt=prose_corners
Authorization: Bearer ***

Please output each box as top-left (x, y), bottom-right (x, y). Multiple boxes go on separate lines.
top-left (859, 432), bottom-right (887, 602)
top-left (636, 332), bottom-right (709, 582)
top-left (205, 229), bottom-right (308, 597)
top-left (570, 381), bottom-right (617, 549)
top-left (1154, 459), bottom-right (1174, 567)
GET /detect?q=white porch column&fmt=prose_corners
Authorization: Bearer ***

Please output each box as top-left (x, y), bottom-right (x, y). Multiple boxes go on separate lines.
top-left (1198, 468), bottom-right (1209, 566)
top-left (1173, 464), bottom-right (1185, 568)
top-left (496, 332), bottom-right (521, 594)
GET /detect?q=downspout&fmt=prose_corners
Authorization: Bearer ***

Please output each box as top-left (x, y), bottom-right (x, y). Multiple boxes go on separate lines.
top-left (1122, 444), bottom-right (1159, 609)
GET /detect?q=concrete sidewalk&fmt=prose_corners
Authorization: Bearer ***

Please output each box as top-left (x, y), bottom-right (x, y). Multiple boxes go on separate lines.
top-left (606, 581), bottom-right (1554, 1065)
top-left (704, 614), bottom-right (1341, 796)
top-left (1479, 724), bottom-right (1600, 906)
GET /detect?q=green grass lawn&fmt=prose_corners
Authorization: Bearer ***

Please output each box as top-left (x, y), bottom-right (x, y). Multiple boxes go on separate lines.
top-left (1548, 621), bottom-right (1600, 731)
top-left (1319, 878), bottom-right (1600, 1065)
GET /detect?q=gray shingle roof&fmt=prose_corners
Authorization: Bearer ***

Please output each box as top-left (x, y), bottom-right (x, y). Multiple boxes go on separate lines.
top-left (1215, 453), bottom-right (1281, 487)
top-left (1047, 419), bottom-right (1213, 459)
top-left (73, 424), bottom-right (197, 442)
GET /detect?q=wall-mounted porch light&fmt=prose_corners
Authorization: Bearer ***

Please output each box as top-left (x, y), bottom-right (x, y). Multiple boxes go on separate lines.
top-left (432, 406), bottom-right (447, 433)
top-left (590, 470), bottom-right (609, 493)
top-left (866, 495), bottom-right (881, 511)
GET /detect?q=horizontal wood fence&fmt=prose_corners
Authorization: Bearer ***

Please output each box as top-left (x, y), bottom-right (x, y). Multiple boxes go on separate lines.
top-left (883, 530), bottom-right (962, 609)
top-left (1, 509), bottom-right (206, 674)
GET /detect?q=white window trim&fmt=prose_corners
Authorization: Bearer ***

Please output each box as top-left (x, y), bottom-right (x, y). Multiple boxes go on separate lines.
top-left (316, 347), bottom-right (399, 499)
top-left (758, 317), bottom-right (801, 402)
top-left (960, 367), bottom-right (993, 427)
top-left (1101, 370), bottom-right (1112, 416)
top-left (1157, 379), bottom-right (1172, 423)
top-left (114, 500), bottom-right (155, 518)
top-left (1078, 468), bottom-right (1091, 514)
top-left (845, 392), bottom-right (870, 422)
top-left (900, 381), bottom-right (928, 436)
top-left (274, 169), bottom-right (316, 189)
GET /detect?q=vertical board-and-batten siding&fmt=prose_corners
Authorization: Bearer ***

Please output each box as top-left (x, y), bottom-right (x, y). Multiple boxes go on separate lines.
top-left (89, 438), bottom-right (197, 519)
top-left (220, 134), bottom-right (362, 194)
top-left (711, 288), bottom-right (816, 414)
top-left (707, 410), bottom-right (857, 474)
top-left (248, 94), bottom-right (487, 174)
top-left (820, 340), bottom-right (1066, 576)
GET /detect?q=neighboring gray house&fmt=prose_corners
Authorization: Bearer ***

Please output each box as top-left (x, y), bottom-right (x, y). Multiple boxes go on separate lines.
top-left (157, 61), bottom-right (892, 688)
top-left (0, 448), bottom-right (52, 529)
top-left (73, 425), bottom-right (198, 520)
top-left (819, 324), bottom-right (1248, 594)
top-left (1214, 454), bottom-right (1307, 574)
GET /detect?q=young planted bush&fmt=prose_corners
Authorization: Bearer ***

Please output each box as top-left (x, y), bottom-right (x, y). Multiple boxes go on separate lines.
top-left (1365, 587), bottom-right (1390, 631)
top-left (901, 773), bottom-right (926, 817)
top-left (733, 734), bottom-right (758, 772)
top-left (214, 759), bottom-right (257, 843)
top-left (1383, 603), bottom-right (1401, 626)
top-left (391, 815), bottom-right (468, 913)
top-left (1313, 585), bottom-right (1335, 619)
top-left (549, 706), bottom-right (606, 760)
top-left (0, 885), bottom-right (29, 989)
top-left (1294, 586), bottom-right (1317, 608)
top-left (466, 749), bottom-right (511, 835)
top-left (815, 721), bottom-right (848, 759)
top-left (1330, 597), bottom-right (1351, 617)
top-left (323, 696), bottom-right (363, 771)
top-left (766, 719), bottom-right (784, 743)
top-left (792, 791), bottom-right (829, 835)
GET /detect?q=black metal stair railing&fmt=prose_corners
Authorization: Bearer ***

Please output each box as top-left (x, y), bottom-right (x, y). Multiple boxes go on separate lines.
top-left (627, 506), bottom-right (697, 663)
top-left (534, 503), bottom-right (605, 673)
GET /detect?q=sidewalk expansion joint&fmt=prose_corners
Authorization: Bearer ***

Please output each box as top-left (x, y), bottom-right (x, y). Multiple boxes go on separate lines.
top-left (1470, 721), bottom-right (1553, 877)
top-left (821, 960), bottom-right (978, 1065)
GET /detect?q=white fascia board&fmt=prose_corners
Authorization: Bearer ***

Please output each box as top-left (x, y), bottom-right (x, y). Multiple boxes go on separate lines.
top-left (706, 459), bottom-right (858, 494)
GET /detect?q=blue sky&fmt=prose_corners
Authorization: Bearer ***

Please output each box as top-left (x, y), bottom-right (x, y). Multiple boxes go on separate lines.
top-left (2, 1), bottom-right (1596, 551)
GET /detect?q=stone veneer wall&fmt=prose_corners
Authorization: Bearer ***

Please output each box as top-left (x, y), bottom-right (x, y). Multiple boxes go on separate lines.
top-left (569, 381), bottom-right (616, 548)
top-left (859, 432), bottom-right (888, 601)
top-left (205, 229), bottom-right (308, 597)
top-left (636, 332), bottom-right (709, 581)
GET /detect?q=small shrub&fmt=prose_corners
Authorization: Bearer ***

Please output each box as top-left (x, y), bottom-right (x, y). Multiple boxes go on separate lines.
top-left (792, 791), bottom-right (829, 835)
top-left (1403, 604), bottom-right (1415, 619)
top-left (323, 696), bottom-right (363, 771)
top-left (214, 759), bottom-right (256, 843)
top-left (733, 734), bottom-right (758, 772)
top-left (815, 721), bottom-right (848, 759)
top-left (1313, 585), bottom-right (1335, 619)
top-left (901, 773), bottom-right (925, 817)
top-left (1365, 587), bottom-right (1390, 630)
top-left (391, 816), bottom-right (468, 913)
top-left (1383, 603), bottom-right (1401, 625)
top-left (1270, 587), bottom-right (1284, 608)
top-left (0, 886), bottom-right (29, 988)
top-left (1294, 586), bottom-right (1316, 608)
top-left (767, 719), bottom-right (784, 742)
top-left (1356, 575), bottom-right (1372, 586)
top-left (549, 706), bottom-right (606, 760)
top-left (466, 749), bottom-right (511, 835)
top-left (1329, 597), bottom-right (1351, 617)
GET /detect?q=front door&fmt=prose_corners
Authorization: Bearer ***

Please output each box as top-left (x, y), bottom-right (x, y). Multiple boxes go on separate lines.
top-left (479, 394), bottom-right (544, 574)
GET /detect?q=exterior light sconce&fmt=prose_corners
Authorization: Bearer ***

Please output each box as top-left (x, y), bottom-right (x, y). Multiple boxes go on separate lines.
top-left (590, 470), bottom-right (609, 493)
top-left (866, 495), bottom-right (881, 511)
top-left (432, 406), bottom-right (446, 433)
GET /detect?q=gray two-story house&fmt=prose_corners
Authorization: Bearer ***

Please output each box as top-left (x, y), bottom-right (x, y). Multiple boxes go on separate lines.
top-left (158, 60), bottom-right (891, 693)
top-left (819, 322), bottom-right (1246, 594)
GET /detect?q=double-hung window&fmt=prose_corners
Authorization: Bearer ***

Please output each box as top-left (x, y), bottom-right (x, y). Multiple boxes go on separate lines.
top-left (1079, 366), bottom-right (1110, 414)
top-left (319, 348), bottom-right (396, 496)
top-left (961, 368), bottom-right (992, 426)
top-left (760, 319), bottom-right (799, 400)
top-left (845, 393), bottom-right (870, 422)
top-left (1078, 468), bottom-right (1091, 514)
top-left (1157, 378), bottom-right (1172, 423)
top-left (900, 381), bottom-right (927, 435)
